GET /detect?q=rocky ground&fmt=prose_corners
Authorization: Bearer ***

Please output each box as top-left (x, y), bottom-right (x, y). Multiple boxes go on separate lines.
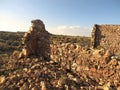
top-left (0, 48), bottom-right (120, 90)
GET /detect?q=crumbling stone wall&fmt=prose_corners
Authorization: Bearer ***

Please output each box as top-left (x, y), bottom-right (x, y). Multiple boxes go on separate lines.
top-left (91, 24), bottom-right (120, 55)
top-left (21, 19), bottom-right (50, 60)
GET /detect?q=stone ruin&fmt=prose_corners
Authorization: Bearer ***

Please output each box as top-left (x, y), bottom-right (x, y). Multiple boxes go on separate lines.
top-left (7, 19), bottom-right (120, 89)
top-left (20, 20), bottom-right (120, 65)
top-left (91, 24), bottom-right (120, 55)
top-left (20, 19), bottom-right (50, 60)
top-left (20, 19), bottom-right (120, 71)
top-left (21, 20), bottom-right (120, 59)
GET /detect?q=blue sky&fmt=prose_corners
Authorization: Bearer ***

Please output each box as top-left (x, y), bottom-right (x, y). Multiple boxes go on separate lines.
top-left (0, 0), bottom-right (120, 36)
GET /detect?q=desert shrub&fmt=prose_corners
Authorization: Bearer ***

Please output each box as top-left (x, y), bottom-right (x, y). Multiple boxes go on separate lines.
top-left (0, 31), bottom-right (24, 54)
top-left (51, 34), bottom-right (91, 47)
top-left (0, 39), bottom-right (5, 43)
top-left (96, 45), bottom-right (104, 50)
top-left (6, 40), bottom-right (20, 46)
top-left (0, 43), bottom-right (9, 51)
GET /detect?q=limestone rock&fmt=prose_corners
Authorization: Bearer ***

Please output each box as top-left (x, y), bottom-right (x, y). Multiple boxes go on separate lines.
top-left (0, 75), bottom-right (5, 84)
top-left (31, 86), bottom-right (39, 90)
top-left (11, 50), bottom-right (20, 59)
top-left (40, 81), bottom-right (47, 90)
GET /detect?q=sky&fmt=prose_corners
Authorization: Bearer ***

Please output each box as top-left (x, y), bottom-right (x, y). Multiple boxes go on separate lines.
top-left (0, 0), bottom-right (120, 36)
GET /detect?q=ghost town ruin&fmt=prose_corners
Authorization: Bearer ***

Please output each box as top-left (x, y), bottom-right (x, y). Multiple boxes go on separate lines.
top-left (20, 20), bottom-right (120, 62)
top-left (1, 19), bottom-right (120, 90)
top-left (19, 19), bottom-right (120, 88)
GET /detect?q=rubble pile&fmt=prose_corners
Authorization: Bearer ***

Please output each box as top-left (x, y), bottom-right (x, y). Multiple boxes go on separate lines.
top-left (50, 42), bottom-right (120, 89)
top-left (0, 49), bottom-right (120, 89)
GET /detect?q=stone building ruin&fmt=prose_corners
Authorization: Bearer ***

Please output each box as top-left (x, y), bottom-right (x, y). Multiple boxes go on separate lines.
top-left (20, 19), bottom-right (120, 71)
top-left (21, 19), bottom-right (50, 60)
top-left (91, 24), bottom-right (120, 55)
top-left (21, 20), bottom-right (120, 58)
top-left (9, 20), bottom-right (120, 89)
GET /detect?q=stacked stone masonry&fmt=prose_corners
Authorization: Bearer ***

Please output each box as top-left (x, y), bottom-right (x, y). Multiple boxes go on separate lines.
top-left (91, 24), bottom-right (120, 55)
top-left (21, 19), bottom-right (50, 60)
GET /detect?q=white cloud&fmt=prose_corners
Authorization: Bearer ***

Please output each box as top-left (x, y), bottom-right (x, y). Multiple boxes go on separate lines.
top-left (47, 25), bottom-right (91, 36)
top-left (0, 12), bottom-right (91, 36)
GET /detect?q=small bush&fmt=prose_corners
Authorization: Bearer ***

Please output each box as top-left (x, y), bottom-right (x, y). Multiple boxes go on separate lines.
top-left (96, 45), bottom-right (104, 50)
